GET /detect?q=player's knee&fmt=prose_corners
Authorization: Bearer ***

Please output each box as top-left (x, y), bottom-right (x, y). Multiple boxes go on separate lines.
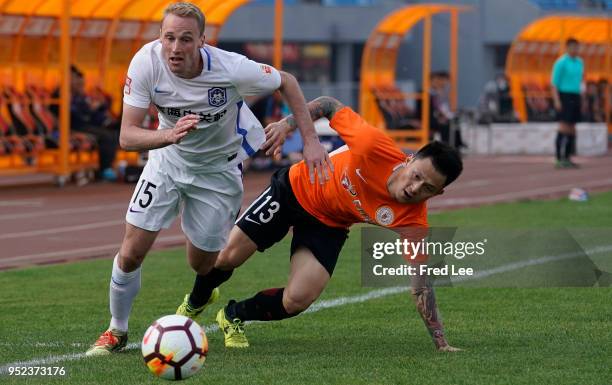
top-left (117, 252), bottom-right (144, 272)
top-left (215, 244), bottom-right (244, 270)
top-left (187, 252), bottom-right (217, 275)
top-left (283, 292), bottom-right (315, 314)
top-left (118, 243), bottom-right (147, 271)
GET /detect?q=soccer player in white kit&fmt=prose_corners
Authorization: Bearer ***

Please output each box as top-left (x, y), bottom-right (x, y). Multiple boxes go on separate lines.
top-left (86, 2), bottom-right (331, 356)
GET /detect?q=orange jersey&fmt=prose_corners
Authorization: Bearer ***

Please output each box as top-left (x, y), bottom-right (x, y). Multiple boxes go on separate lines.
top-left (289, 107), bottom-right (428, 230)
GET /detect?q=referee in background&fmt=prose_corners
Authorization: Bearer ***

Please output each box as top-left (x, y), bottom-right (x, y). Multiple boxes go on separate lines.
top-left (551, 38), bottom-right (584, 168)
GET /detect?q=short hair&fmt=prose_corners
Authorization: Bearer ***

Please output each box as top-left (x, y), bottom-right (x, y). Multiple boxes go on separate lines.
top-left (437, 71), bottom-right (450, 79)
top-left (162, 2), bottom-right (206, 36)
top-left (414, 141), bottom-right (463, 187)
top-left (70, 65), bottom-right (83, 78)
top-left (566, 38), bottom-right (579, 46)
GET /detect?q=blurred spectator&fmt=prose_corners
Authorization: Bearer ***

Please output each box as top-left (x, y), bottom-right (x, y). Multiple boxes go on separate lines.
top-left (264, 91), bottom-right (291, 126)
top-left (87, 86), bottom-right (120, 132)
top-left (523, 82), bottom-right (557, 122)
top-left (373, 84), bottom-right (419, 130)
top-left (479, 74), bottom-right (518, 123)
top-left (52, 66), bottom-right (119, 181)
top-left (582, 81), bottom-right (604, 123)
top-left (418, 71), bottom-right (465, 149)
top-left (597, 79), bottom-right (610, 124)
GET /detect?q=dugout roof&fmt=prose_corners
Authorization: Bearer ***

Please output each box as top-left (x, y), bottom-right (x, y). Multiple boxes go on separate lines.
top-left (0, 0), bottom-right (253, 177)
top-left (0, 0), bottom-right (248, 22)
top-left (359, 4), bottom-right (469, 148)
top-left (0, 0), bottom-right (250, 45)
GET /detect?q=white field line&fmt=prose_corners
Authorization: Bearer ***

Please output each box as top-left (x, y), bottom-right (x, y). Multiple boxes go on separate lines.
top-left (0, 203), bottom-right (127, 221)
top-left (440, 161), bottom-right (612, 194)
top-left (0, 342), bottom-right (86, 348)
top-left (1, 244), bottom-right (609, 373)
top-left (0, 199), bottom-right (44, 207)
top-left (455, 244), bottom-right (612, 281)
top-left (0, 220), bottom-right (124, 240)
top-left (431, 177), bottom-right (612, 207)
top-left (0, 285), bottom-right (403, 374)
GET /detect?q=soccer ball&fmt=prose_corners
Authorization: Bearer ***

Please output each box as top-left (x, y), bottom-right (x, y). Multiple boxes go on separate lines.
top-left (141, 315), bottom-right (208, 381)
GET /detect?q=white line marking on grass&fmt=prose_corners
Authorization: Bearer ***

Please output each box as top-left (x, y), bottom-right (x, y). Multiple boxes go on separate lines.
top-left (0, 287), bottom-right (408, 373)
top-left (1, 245), bottom-right (609, 373)
top-left (450, 244), bottom-right (612, 283)
top-left (304, 286), bottom-right (407, 313)
top-left (0, 342), bottom-right (86, 348)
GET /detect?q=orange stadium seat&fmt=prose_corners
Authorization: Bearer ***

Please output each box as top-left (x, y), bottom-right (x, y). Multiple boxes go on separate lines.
top-left (26, 85), bottom-right (97, 152)
top-left (2, 86), bottom-right (46, 155)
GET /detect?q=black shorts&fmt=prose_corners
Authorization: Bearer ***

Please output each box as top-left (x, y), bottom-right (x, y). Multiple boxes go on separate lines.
top-left (558, 92), bottom-right (581, 124)
top-left (236, 167), bottom-right (348, 276)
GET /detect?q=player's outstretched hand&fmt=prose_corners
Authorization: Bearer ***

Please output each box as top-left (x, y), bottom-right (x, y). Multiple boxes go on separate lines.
top-left (262, 120), bottom-right (291, 159)
top-left (302, 138), bottom-right (333, 185)
top-left (437, 345), bottom-right (463, 352)
top-left (167, 114), bottom-right (200, 144)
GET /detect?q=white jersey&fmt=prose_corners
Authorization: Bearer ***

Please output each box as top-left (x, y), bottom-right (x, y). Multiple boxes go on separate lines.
top-left (123, 41), bottom-right (281, 172)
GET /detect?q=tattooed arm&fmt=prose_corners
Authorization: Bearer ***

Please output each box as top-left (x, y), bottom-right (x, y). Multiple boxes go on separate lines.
top-left (285, 96), bottom-right (345, 130)
top-left (411, 270), bottom-right (462, 352)
top-left (261, 96), bottom-right (344, 159)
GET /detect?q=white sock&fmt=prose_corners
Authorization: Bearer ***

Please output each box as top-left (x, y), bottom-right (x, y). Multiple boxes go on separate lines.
top-left (109, 254), bottom-right (141, 332)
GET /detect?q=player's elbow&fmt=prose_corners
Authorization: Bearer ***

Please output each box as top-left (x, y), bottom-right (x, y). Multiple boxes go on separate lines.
top-left (314, 96), bottom-right (343, 109)
top-left (278, 71), bottom-right (297, 90)
top-left (119, 131), bottom-right (134, 151)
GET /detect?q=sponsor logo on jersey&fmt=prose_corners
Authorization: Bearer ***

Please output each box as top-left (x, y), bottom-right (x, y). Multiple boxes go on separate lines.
top-left (124, 76), bottom-right (132, 95)
top-left (375, 206), bottom-right (395, 226)
top-left (341, 169), bottom-right (357, 196)
top-left (153, 103), bottom-right (227, 123)
top-left (355, 168), bottom-right (367, 183)
top-left (154, 86), bottom-right (171, 94)
top-left (261, 64), bottom-right (272, 74)
top-left (208, 87), bottom-right (227, 107)
top-left (352, 199), bottom-right (374, 224)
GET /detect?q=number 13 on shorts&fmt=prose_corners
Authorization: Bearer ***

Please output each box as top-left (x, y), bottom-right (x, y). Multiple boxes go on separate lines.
top-left (242, 188), bottom-right (280, 225)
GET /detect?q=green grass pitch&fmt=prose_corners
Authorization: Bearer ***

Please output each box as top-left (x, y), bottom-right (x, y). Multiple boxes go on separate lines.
top-left (1, 192), bottom-right (611, 384)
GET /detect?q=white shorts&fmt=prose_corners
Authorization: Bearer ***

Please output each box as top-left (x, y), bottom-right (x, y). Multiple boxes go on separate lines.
top-left (125, 154), bottom-right (243, 252)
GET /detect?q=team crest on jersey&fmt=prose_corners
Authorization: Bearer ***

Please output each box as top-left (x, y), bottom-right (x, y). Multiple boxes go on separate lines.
top-left (341, 170), bottom-right (357, 196)
top-left (375, 206), bottom-right (395, 226)
top-left (208, 87), bottom-right (227, 107)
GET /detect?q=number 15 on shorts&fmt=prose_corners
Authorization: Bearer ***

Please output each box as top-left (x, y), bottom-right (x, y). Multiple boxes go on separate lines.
top-left (129, 179), bottom-right (158, 213)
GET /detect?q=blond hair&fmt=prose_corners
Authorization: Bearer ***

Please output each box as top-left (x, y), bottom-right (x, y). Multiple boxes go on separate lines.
top-left (162, 2), bottom-right (206, 35)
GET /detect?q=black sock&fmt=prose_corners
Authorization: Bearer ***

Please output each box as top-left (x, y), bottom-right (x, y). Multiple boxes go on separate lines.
top-left (567, 134), bottom-right (576, 157)
top-left (225, 288), bottom-right (300, 321)
top-left (188, 268), bottom-right (233, 308)
top-left (555, 132), bottom-right (565, 161)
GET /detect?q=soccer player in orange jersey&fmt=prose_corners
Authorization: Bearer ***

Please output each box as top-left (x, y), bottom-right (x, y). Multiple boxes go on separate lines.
top-left (179, 96), bottom-right (463, 351)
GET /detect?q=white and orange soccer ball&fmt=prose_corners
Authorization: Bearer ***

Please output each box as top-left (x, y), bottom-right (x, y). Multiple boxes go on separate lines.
top-left (141, 315), bottom-right (208, 381)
